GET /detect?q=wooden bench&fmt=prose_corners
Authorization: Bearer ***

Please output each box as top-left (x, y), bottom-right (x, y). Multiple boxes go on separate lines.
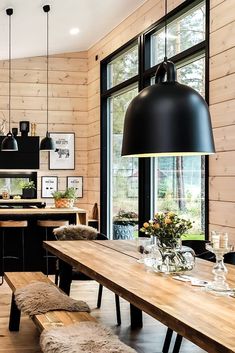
top-left (4, 272), bottom-right (95, 333)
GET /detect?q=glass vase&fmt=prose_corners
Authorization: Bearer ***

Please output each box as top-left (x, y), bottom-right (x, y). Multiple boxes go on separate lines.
top-left (155, 238), bottom-right (195, 274)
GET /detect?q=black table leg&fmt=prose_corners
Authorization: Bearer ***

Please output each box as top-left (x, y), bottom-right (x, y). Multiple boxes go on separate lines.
top-left (9, 293), bottom-right (21, 331)
top-left (130, 303), bottom-right (143, 328)
top-left (172, 334), bottom-right (183, 353)
top-left (162, 328), bottom-right (174, 353)
top-left (58, 259), bottom-right (73, 295)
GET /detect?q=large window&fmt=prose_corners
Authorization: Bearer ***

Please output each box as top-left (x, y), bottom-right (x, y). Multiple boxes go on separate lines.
top-left (103, 44), bottom-right (139, 238)
top-left (108, 87), bottom-right (139, 239)
top-left (107, 45), bottom-right (138, 89)
top-left (101, 0), bottom-right (208, 239)
top-left (152, 54), bottom-right (206, 238)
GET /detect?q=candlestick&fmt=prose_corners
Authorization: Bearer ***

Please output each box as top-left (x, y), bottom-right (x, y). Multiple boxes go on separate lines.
top-left (211, 232), bottom-right (220, 249)
top-left (205, 241), bottom-right (233, 292)
top-left (220, 233), bottom-right (228, 248)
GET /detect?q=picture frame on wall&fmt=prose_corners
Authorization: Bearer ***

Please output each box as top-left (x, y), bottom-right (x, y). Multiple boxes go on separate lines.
top-left (67, 176), bottom-right (83, 198)
top-left (41, 176), bottom-right (58, 198)
top-left (49, 132), bottom-right (75, 170)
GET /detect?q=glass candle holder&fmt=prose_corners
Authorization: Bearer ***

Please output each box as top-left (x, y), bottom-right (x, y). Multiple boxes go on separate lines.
top-left (136, 237), bottom-right (152, 263)
top-left (206, 232), bottom-right (233, 292)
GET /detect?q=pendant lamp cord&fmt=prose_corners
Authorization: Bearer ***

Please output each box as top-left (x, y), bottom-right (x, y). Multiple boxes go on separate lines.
top-left (46, 9), bottom-right (49, 133)
top-left (8, 12), bottom-right (12, 132)
top-left (164, 0), bottom-right (167, 62)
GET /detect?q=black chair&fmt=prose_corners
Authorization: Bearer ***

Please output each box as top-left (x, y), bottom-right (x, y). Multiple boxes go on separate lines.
top-left (54, 230), bottom-right (121, 326)
top-left (162, 240), bottom-right (235, 353)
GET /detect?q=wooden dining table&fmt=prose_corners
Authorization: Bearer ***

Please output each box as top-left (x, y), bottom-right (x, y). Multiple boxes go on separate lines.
top-left (43, 239), bottom-right (235, 353)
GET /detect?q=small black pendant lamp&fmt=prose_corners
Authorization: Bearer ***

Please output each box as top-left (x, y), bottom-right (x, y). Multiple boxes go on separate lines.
top-left (1, 8), bottom-right (18, 152)
top-left (121, 0), bottom-right (215, 157)
top-left (40, 5), bottom-right (55, 151)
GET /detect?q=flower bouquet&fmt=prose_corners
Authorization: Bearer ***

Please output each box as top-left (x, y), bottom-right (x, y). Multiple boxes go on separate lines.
top-left (140, 212), bottom-right (194, 273)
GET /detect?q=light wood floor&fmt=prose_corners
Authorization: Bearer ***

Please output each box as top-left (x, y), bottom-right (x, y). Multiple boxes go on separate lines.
top-left (0, 277), bottom-right (206, 353)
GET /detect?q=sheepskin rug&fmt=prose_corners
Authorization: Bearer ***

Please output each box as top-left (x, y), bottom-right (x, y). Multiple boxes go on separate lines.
top-left (15, 281), bottom-right (90, 316)
top-left (53, 224), bottom-right (97, 240)
top-left (40, 321), bottom-right (137, 353)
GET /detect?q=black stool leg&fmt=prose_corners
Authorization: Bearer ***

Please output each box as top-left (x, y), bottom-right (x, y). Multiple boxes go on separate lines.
top-left (9, 293), bottom-right (21, 331)
top-left (115, 294), bottom-right (121, 326)
top-left (0, 230), bottom-right (4, 286)
top-left (55, 259), bottom-right (59, 285)
top-left (97, 284), bottom-right (103, 308)
top-left (45, 227), bottom-right (49, 276)
top-left (172, 334), bottom-right (183, 353)
top-left (21, 228), bottom-right (25, 271)
top-left (162, 328), bottom-right (173, 353)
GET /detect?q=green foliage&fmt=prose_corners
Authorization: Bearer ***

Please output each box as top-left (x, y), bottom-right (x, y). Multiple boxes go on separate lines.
top-left (158, 196), bottom-right (178, 212)
top-left (20, 180), bottom-right (36, 189)
top-left (113, 209), bottom-right (138, 226)
top-left (158, 179), bottom-right (169, 198)
top-left (52, 187), bottom-right (76, 200)
top-left (140, 212), bottom-right (193, 247)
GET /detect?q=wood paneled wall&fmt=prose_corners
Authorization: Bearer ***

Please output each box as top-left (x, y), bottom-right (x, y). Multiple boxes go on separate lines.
top-left (209, 0), bottom-right (235, 242)
top-left (0, 51), bottom-right (88, 209)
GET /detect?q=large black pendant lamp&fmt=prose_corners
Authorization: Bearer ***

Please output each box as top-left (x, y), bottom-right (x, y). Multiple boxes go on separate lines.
top-left (1, 8), bottom-right (18, 152)
top-left (121, 0), bottom-right (215, 157)
top-left (40, 5), bottom-right (55, 151)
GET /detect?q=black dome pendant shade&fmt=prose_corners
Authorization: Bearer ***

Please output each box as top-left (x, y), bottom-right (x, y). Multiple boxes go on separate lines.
top-left (121, 60), bottom-right (215, 157)
top-left (1, 132), bottom-right (18, 151)
top-left (40, 5), bottom-right (55, 151)
top-left (1, 8), bottom-right (18, 152)
top-left (40, 131), bottom-right (55, 151)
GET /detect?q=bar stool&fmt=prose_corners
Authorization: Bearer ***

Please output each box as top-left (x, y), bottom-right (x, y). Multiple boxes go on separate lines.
top-left (37, 220), bottom-right (69, 276)
top-left (0, 220), bottom-right (27, 285)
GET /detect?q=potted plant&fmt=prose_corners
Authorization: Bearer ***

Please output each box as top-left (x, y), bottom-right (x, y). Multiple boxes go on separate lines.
top-left (113, 210), bottom-right (138, 240)
top-left (20, 180), bottom-right (36, 199)
top-left (52, 187), bottom-right (76, 208)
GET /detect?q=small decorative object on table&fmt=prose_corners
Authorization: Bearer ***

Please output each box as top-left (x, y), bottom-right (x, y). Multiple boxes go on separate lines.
top-left (52, 187), bottom-right (76, 208)
top-left (206, 232), bottom-right (234, 293)
top-left (20, 180), bottom-right (36, 199)
top-left (140, 212), bottom-right (194, 273)
top-left (136, 237), bottom-right (153, 263)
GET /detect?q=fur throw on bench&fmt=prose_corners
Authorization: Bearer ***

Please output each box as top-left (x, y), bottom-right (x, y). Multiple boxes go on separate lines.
top-left (53, 224), bottom-right (98, 240)
top-left (15, 281), bottom-right (90, 316)
top-left (40, 321), bottom-right (137, 353)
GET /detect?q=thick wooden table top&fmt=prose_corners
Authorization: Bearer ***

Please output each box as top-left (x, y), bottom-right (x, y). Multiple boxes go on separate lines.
top-left (44, 240), bottom-right (235, 353)
top-left (94, 240), bottom-right (141, 259)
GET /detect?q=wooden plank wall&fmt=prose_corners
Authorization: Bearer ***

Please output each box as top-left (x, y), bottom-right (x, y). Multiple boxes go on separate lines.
top-left (0, 51), bottom-right (88, 209)
top-left (209, 0), bottom-right (235, 242)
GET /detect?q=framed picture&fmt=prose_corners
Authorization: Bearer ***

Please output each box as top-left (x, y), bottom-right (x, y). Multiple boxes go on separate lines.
top-left (41, 176), bottom-right (58, 198)
top-left (67, 176), bottom-right (83, 198)
top-left (49, 133), bottom-right (75, 170)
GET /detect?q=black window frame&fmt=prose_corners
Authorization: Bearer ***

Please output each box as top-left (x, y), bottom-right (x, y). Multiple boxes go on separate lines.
top-left (100, 0), bottom-right (210, 238)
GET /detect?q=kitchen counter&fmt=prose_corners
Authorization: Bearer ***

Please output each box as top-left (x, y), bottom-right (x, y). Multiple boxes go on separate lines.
top-left (0, 200), bottom-right (87, 225)
top-left (0, 204), bottom-right (88, 274)
top-left (0, 207), bottom-right (87, 225)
